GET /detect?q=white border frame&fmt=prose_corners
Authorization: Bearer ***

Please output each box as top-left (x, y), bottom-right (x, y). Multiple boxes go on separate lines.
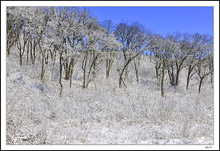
top-left (1, 1), bottom-right (219, 150)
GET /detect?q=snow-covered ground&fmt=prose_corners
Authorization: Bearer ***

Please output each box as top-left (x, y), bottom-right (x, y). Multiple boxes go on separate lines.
top-left (6, 49), bottom-right (214, 144)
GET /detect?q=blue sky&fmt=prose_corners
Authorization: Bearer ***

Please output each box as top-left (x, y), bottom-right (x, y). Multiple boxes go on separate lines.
top-left (87, 7), bottom-right (213, 36)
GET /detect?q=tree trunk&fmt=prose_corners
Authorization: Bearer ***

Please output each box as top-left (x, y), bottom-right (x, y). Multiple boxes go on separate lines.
top-left (155, 65), bottom-right (159, 81)
top-left (26, 40), bottom-right (29, 64)
top-left (119, 67), bottom-right (126, 88)
top-left (186, 72), bottom-right (190, 90)
top-left (83, 68), bottom-right (86, 88)
top-left (65, 61), bottom-right (71, 81)
top-left (19, 49), bottom-right (22, 66)
top-left (155, 63), bottom-right (161, 86)
top-left (51, 49), bottom-right (56, 79)
top-left (106, 58), bottom-right (110, 79)
top-left (59, 53), bottom-right (63, 95)
top-left (168, 66), bottom-right (175, 86)
top-left (41, 53), bottom-right (45, 82)
top-left (119, 59), bottom-right (131, 88)
top-left (210, 72), bottom-right (213, 84)
top-left (30, 40), bottom-right (33, 63)
top-left (82, 51), bottom-right (88, 88)
top-left (134, 60), bottom-right (139, 83)
top-left (161, 62), bottom-right (165, 97)
top-left (64, 58), bottom-right (70, 80)
top-left (7, 47), bottom-right (11, 56)
top-left (198, 77), bottom-right (204, 94)
top-left (7, 37), bottom-right (11, 56)
top-left (119, 73), bottom-right (123, 88)
top-left (124, 65), bottom-right (128, 80)
top-left (119, 51), bottom-right (143, 88)
top-left (45, 51), bottom-right (49, 65)
top-left (17, 40), bottom-right (22, 66)
top-left (70, 68), bottom-right (73, 88)
top-left (32, 40), bottom-right (36, 64)
top-left (175, 69), bottom-right (180, 86)
top-left (7, 37), bottom-right (15, 56)
top-left (186, 65), bottom-right (192, 90)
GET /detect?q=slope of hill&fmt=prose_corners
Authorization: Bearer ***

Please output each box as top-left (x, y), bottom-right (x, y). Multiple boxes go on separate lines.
top-left (6, 48), bottom-right (214, 144)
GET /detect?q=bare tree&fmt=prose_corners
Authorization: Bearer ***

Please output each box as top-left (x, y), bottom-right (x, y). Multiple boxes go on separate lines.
top-left (185, 33), bottom-right (212, 90)
top-left (196, 56), bottom-right (212, 93)
top-left (7, 8), bottom-right (17, 56)
top-left (105, 49), bottom-right (117, 79)
top-left (100, 20), bottom-right (118, 79)
top-left (149, 35), bottom-right (177, 97)
top-left (16, 30), bottom-right (29, 66)
top-left (207, 49), bottom-right (214, 84)
top-left (79, 11), bottom-right (103, 88)
top-left (165, 32), bottom-right (192, 86)
top-left (149, 34), bottom-right (163, 86)
top-left (160, 38), bottom-right (176, 97)
top-left (100, 20), bottom-right (114, 36)
top-left (195, 38), bottom-right (213, 93)
top-left (79, 14), bottom-right (121, 88)
top-left (81, 30), bottom-right (114, 88)
top-left (115, 22), bottom-right (148, 87)
top-left (134, 54), bottom-right (141, 83)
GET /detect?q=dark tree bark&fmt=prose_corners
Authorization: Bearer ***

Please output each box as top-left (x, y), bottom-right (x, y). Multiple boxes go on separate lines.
top-left (198, 77), bottom-right (204, 94)
top-left (59, 52), bottom-right (63, 95)
top-left (41, 53), bottom-right (45, 81)
top-left (186, 64), bottom-right (196, 90)
top-left (26, 39), bottom-right (30, 64)
top-left (82, 51), bottom-right (88, 88)
top-left (106, 52), bottom-right (115, 79)
top-left (134, 57), bottom-right (140, 83)
top-left (119, 52), bottom-right (142, 88)
top-left (17, 36), bottom-right (27, 66)
top-left (30, 40), bottom-right (33, 63)
top-left (161, 61), bottom-right (165, 97)
top-left (32, 40), bottom-right (37, 64)
top-left (155, 63), bottom-right (161, 86)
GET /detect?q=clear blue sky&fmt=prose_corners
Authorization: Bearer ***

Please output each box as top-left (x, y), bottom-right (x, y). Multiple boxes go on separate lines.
top-left (87, 7), bottom-right (213, 36)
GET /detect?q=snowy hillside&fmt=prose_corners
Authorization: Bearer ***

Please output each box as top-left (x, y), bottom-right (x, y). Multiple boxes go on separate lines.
top-left (6, 46), bottom-right (214, 144)
top-left (6, 6), bottom-right (214, 145)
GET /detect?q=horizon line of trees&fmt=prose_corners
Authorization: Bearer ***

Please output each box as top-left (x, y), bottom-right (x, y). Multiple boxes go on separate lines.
top-left (7, 6), bottom-right (213, 96)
